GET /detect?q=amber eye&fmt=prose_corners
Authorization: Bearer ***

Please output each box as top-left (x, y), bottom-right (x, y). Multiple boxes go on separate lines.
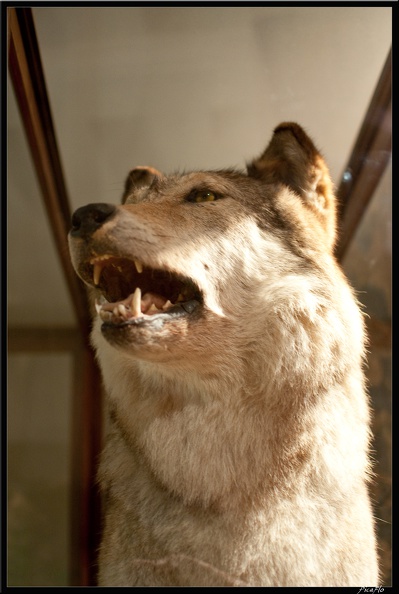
top-left (187, 190), bottom-right (219, 203)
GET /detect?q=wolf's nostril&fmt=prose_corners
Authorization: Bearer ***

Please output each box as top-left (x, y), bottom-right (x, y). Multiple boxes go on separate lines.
top-left (71, 211), bottom-right (82, 231)
top-left (70, 203), bottom-right (116, 237)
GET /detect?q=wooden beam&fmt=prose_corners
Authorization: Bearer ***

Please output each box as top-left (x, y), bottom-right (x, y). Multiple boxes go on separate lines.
top-left (335, 48), bottom-right (391, 261)
top-left (70, 345), bottom-right (103, 587)
top-left (8, 7), bottom-right (91, 340)
top-left (365, 316), bottom-right (391, 351)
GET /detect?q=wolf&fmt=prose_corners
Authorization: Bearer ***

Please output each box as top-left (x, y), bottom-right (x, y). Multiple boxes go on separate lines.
top-left (68, 123), bottom-right (378, 586)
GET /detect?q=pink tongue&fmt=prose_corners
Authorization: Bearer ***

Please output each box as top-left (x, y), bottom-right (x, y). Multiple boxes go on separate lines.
top-left (140, 292), bottom-right (168, 313)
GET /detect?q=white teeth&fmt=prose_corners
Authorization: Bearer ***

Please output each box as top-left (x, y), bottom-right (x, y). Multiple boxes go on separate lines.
top-left (95, 290), bottom-right (176, 321)
top-left (95, 296), bottom-right (110, 316)
top-left (148, 303), bottom-right (160, 314)
top-left (90, 254), bottom-right (112, 264)
top-left (134, 259), bottom-right (143, 274)
top-left (131, 287), bottom-right (142, 317)
top-left (93, 263), bottom-right (102, 286)
top-left (118, 304), bottom-right (127, 317)
top-left (99, 310), bottom-right (112, 321)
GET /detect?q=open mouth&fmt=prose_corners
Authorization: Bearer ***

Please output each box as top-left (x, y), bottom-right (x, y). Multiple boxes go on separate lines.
top-left (84, 255), bottom-right (202, 326)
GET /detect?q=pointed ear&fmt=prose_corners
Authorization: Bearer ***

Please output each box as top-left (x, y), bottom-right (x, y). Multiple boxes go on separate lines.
top-left (247, 123), bottom-right (337, 250)
top-left (122, 166), bottom-right (162, 203)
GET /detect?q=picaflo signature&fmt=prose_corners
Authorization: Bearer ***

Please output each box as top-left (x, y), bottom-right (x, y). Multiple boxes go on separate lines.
top-left (357, 587), bottom-right (384, 594)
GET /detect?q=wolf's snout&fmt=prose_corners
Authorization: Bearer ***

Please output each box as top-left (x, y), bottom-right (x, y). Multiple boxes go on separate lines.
top-left (70, 203), bottom-right (116, 238)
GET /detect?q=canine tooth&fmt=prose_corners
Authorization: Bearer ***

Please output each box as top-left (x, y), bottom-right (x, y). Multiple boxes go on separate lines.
top-left (93, 263), bottom-right (102, 286)
top-left (131, 287), bottom-right (142, 317)
top-left (134, 259), bottom-right (143, 273)
top-left (162, 300), bottom-right (173, 310)
top-left (148, 303), bottom-right (159, 314)
top-left (90, 254), bottom-right (111, 264)
top-left (95, 299), bottom-right (102, 314)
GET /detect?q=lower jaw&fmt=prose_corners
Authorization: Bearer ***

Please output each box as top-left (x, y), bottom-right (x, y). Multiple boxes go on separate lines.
top-left (98, 299), bottom-right (201, 348)
top-left (101, 299), bottom-right (200, 328)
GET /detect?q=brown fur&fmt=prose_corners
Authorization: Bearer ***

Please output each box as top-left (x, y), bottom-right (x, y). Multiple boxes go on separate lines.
top-left (69, 123), bottom-right (378, 586)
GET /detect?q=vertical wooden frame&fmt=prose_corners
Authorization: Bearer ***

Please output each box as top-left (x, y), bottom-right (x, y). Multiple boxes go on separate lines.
top-left (70, 344), bottom-right (103, 586)
top-left (335, 48), bottom-right (391, 261)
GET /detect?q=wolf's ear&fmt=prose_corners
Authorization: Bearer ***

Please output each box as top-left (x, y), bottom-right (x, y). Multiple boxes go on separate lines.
top-left (122, 166), bottom-right (162, 203)
top-left (247, 123), bottom-right (337, 249)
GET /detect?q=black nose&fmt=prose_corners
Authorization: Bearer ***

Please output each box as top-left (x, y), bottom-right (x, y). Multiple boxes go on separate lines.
top-left (70, 203), bottom-right (116, 238)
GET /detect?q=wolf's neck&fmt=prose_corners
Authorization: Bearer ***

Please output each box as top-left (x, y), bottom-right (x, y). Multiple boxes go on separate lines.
top-left (98, 345), bottom-right (310, 510)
